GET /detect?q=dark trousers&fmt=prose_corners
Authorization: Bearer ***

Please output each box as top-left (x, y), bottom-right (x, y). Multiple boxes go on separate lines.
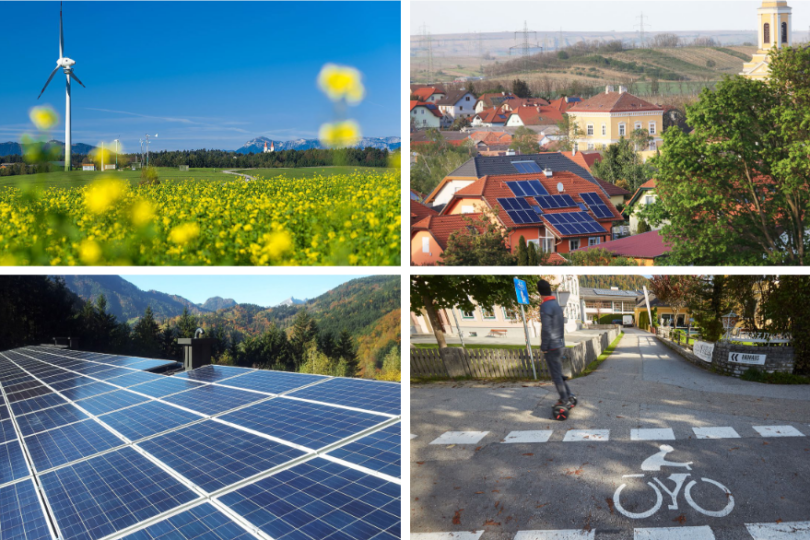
top-left (544, 348), bottom-right (571, 401)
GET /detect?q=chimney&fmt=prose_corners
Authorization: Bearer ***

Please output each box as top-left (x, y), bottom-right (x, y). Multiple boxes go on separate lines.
top-left (506, 149), bottom-right (516, 156)
top-left (177, 329), bottom-right (217, 371)
top-left (543, 168), bottom-right (553, 177)
top-left (606, 85), bottom-right (614, 94)
top-left (572, 146), bottom-right (577, 156)
top-left (619, 86), bottom-right (628, 94)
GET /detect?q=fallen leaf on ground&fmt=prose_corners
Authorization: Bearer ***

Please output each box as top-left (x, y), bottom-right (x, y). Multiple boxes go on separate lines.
top-left (673, 514), bottom-right (686, 524)
top-left (484, 520), bottom-right (500, 526)
top-left (606, 498), bottom-right (615, 514)
top-left (452, 510), bottom-right (463, 525)
top-left (523, 453), bottom-right (534, 456)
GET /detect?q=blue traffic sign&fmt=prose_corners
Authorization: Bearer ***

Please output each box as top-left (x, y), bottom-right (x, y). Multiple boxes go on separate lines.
top-left (514, 278), bottom-right (530, 305)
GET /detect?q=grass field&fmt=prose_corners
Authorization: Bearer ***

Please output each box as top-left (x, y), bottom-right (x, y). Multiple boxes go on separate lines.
top-left (0, 168), bottom-right (238, 188)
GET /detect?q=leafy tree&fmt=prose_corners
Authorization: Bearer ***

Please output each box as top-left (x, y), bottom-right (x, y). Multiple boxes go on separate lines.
top-left (298, 343), bottom-right (335, 376)
top-left (334, 330), bottom-right (358, 375)
top-left (509, 127), bottom-right (540, 155)
top-left (555, 114), bottom-right (584, 152)
top-left (762, 276), bottom-right (810, 375)
top-left (290, 309), bottom-right (318, 365)
top-left (410, 130), bottom-right (477, 196)
top-left (650, 76), bottom-right (660, 95)
top-left (645, 47), bottom-right (810, 265)
top-left (176, 306), bottom-right (198, 338)
top-left (131, 306), bottom-right (161, 357)
top-left (517, 236), bottom-right (528, 266)
top-left (592, 138), bottom-right (654, 192)
top-left (527, 242), bottom-right (539, 266)
top-left (378, 347), bottom-right (401, 381)
top-left (240, 324), bottom-right (294, 370)
top-left (441, 211), bottom-right (516, 266)
top-left (687, 276), bottom-right (731, 342)
top-left (648, 276), bottom-right (700, 332)
top-left (636, 219), bottom-right (651, 235)
top-left (512, 78), bottom-right (531, 98)
top-left (448, 116), bottom-right (472, 131)
top-left (563, 248), bottom-right (636, 266)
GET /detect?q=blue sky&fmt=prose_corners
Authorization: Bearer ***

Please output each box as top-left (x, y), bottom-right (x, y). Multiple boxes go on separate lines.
top-left (121, 275), bottom-right (368, 306)
top-left (1, 1), bottom-right (401, 151)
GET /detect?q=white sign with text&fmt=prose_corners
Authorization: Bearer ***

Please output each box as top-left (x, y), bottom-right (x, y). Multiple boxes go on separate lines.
top-left (693, 341), bottom-right (714, 363)
top-left (728, 352), bottom-right (766, 365)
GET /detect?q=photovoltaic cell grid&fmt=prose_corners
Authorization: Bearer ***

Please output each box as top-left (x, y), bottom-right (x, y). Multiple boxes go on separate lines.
top-left (99, 400), bottom-right (202, 442)
top-left (219, 457), bottom-right (400, 540)
top-left (219, 369), bottom-right (327, 395)
top-left (535, 194), bottom-right (577, 210)
top-left (122, 503), bottom-right (256, 540)
top-left (543, 211), bottom-right (606, 236)
top-left (25, 418), bottom-right (125, 472)
top-left (128, 377), bottom-right (205, 398)
top-left (139, 421), bottom-right (307, 492)
top-left (510, 161), bottom-right (543, 174)
top-left (496, 197), bottom-right (542, 225)
top-left (15, 403), bottom-right (89, 437)
top-left (74, 390), bottom-right (151, 416)
top-left (0, 440), bottom-right (30, 485)
top-left (221, 398), bottom-right (388, 450)
top-left (289, 378), bottom-right (401, 416)
top-left (163, 385), bottom-right (267, 416)
top-left (40, 447), bottom-right (198, 540)
top-left (505, 179), bottom-right (548, 197)
top-left (327, 423), bottom-right (401, 479)
top-left (0, 418), bottom-right (17, 444)
top-left (173, 364), bottom-right (252, 384)
top-left (0, 479), bottom-right (53, 540)
top-left (580, 191), bottom-right (615, 219)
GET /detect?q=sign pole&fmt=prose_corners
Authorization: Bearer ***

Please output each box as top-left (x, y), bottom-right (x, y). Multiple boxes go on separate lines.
top-left (451, 308), bottom-right (466, 348)
top-left (520, 303), bottom-right (538, 380)
top-left (642, 286), bottom-right (653, 333)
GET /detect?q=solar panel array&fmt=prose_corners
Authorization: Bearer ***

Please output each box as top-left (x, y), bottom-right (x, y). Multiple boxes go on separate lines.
top-left (510, 161), bottom-right (543, 174)
top-left (580, 192), bottom-right (615, 219)
top-left (0, 346), bottom-right (401, 540)
top-left (505, 179), bottom-right (548, 197)
top-left (543, 211), bottom-right (607, 236)
top-left (534, 194), bottom-right (577, 210)
top-left (496, 197), bottom-right (542, 225)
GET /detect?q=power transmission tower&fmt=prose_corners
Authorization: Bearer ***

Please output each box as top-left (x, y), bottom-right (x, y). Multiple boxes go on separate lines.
top-left (510, 20), bottom-right (542, 74)
top-left (419, 24), bottom-right (434, 84)
top-left (634, 12), bottom-right (651, 48)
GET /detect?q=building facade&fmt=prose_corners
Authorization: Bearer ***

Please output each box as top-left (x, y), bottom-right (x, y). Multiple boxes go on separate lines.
top-left (741, 1), bottom-right (793, 81)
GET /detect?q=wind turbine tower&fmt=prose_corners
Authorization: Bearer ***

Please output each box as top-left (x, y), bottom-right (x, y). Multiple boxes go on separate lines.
top-left (37, 2), bottom-right (86, 172)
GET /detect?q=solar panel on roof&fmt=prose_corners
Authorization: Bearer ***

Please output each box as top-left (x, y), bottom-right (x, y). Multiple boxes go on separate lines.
top-left (6, 385), bottom-right (52, 403)
top-left (16, 403), bottom-right (88, 437)
top-left (128, 377), bottom-right (205, 399)
top-left (40, 447), bottom-right (198, 540)
top-left (105, 371), bottom-right (163, 388)
top-left (0, 440), bottom-right (30, 484)
top-left (74, 390), bottom-right (151, 416)
top-left (126, 359), bottom-right (181, 371)
top-left (505, 180), bottom-right (548, 197)
top-left (496, 197), bottom-right (543, 225)
top-left (163, 384), bottom-right (266, 416)
top-left (220, 369), bottom-right (327, 395)
top-left (122, 503), bottom-right (255, 540)
top-left (25, 418), bottom-right (125, 471)
top-left (140, 421), bottom-right (306, 492)
top-left (543, 211), bottom-right (607, 236)
top-left (535, 194), bottom-right (577, 210)
top-left (99, 400), bottom-right (202, 442)
top-left (221, 398), bottom-right (387, 450)
top-left (0, 479), bottom-right (53, 540)
top-left (59, 381), bottom-right (116, 401)
top-left (580, 192), bottom-right (615, 219)
top-left (173, 364), bottom-right (251, 384)
top-left (511, 161), bottom-right (543, 174)
top-left (11, 393), bottom-right (67, 417)
top-left (289, 378), bottom-right (401, 416)
top-left (219, 457), bottom-right (400, 540)
top-left (327, 422), bottom-right (401, 478)
top-left (49, 376), bottom-right (95, 392)
top-left (0, 418), bottom-right (17, 444)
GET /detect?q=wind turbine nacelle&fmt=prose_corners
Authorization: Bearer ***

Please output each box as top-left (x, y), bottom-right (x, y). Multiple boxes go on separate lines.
top-left (57, 57), bottom-right (75, 69)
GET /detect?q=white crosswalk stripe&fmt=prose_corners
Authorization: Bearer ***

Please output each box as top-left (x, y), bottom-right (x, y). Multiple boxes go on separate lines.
top-left (631, 428), bottom-right (676, 441)
top-left (745, 521), bottom-right (810, 539)
top-left (752, 425), bottom-right (805, 438)
top-left (514, 530), bottom-right (595, 539)
top-left (411, 533), bottom-right (484, 540)
top-left (562, 429), bottom-right (609, 442)
top-left (504, 430), bottom-right (553, 443)
top-left (634, 526), bottom-right (715, 539)
top-left (430, 431), bottom-right (489, 445)
top-left (692, 427), bottom-right (741, 439)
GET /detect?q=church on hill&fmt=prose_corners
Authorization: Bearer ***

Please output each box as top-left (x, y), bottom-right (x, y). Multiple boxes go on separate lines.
top-left (741, 1), bottom-right (793, 81)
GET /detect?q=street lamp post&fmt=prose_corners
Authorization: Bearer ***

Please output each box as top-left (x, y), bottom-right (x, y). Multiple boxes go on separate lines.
top-left (144, 134), bottom-right (158, 168)
top-left (721, 311), bottom-right (739, 341)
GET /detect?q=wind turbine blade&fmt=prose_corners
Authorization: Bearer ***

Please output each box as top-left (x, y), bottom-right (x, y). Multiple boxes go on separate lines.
top-left (59, 2), bottom-right (64, 58)
top-left (68, 71), bottom-right (85, 88)
top-left (37, 66), bottom-right (60, 99)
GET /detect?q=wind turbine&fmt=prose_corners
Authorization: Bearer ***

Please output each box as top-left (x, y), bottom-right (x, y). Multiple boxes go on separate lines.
top-left (37, 2), bottom-right (85, 172)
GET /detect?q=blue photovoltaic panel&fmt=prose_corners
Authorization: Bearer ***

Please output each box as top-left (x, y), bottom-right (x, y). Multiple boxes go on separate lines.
top-left (105, 356), bottom-right (158, 367)
top-left (140, 421), bottom-right (306, 492)
top-left (99, 401), bottom-right (201, 442)
top-left (219, 370), bottom-right (327, 395)
top-left (163, 385), bottom-right (266, 416)
top-left (128, 377), bottom-right (206, 399)
top-left (1, 376), bottom-right (36, 388)
top-left (496, 197), bottom-right (542, 225)
top-left (126, 359), bottom-right (181, 371)
top-left (25, 419), bottom-right (125, 471)
top-left (511, 161), bottom-right (543, 174)
top-left (0, 405), bottom-right (8, 421)
top-left (40, 447), bottom-right (198, 540)
top-left (40, 371), bottom-right (81, 384)
top-left (75, 390), bottom-right (151, 416)
top-left (0, 419), bottom-right (17, 444)
top-left (505, 179), bottom-right (548, 197)
top-left (105, 371), bottom-right (163, 388)
top-left (327, 422), bottom-right (401, 478)
top-left (70, 363), bottom-right (120, 376)
top-left (11, 393), bottom-right (68, 416)
top-left (290, 378), bottom-right (401, 416)
top-left (535, 194), bottom-right (577, 209)
top-left (0, 440), bottom-right (29, 484)
top-left (90, 367), bottom-right (139, 380)
top-left (6, 386), bottom-right (52, 403)
top-left (16, 404), bottom-right (89, 437)
top-left (49, 376), bottom-right (95, 392)
top-left (0, 479), bottom-right (53, 540)
top-left (5, 380), bottom-right (42, 394)
top-left (221, 398), bottom-right (387, 450)
top-left (59, 381), bottom-right (116, 402)
top-left (543, 211), bottom-right (606, 236)
top-left (219, 457), bottom-right (400, 540)
top-left (173, 365), bottom-right (251, 384)
top-left (123, 503), bottom-right (255, 540)
top-left (580, 192), bottom-right (615, 219)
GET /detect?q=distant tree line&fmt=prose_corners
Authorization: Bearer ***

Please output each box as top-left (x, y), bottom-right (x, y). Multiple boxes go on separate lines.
top-left (139, 147), bottom-right (392, 169)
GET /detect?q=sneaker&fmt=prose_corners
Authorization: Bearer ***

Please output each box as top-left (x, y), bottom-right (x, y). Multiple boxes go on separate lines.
top-left (568, 396), bottom-right (578, 409)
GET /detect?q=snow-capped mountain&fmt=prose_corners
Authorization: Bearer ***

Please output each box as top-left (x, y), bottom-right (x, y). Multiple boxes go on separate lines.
top-left (277, 297), bottom-right (307, 307)
top-left (0, 140), bottom-right (95, 157)
top-left (235, 136), bottom-right (400, 154)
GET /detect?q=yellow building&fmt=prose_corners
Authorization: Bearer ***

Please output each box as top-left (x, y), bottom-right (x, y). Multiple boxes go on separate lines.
top-left (566, 87), bottom-right (664, 155)
top-left (741, 1), bottom-right (793, 81)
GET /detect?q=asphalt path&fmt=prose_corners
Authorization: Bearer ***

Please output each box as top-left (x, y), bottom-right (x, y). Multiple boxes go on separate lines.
top-left (410, 329), bottom-right (810, 539)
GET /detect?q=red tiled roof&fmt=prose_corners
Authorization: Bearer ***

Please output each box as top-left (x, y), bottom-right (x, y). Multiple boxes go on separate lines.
top-left (640, 179), bottom-right (657, 189)
top-left (474, 107), bottom-right (509, 124)
top-left (546, 252), bottom-right (567, 265)
top-left (573, 230), bottom-right (671, 259)
top-left (412, 87), bottom-right (442, 100)
top-left (548, 97), bottom-right (580, 113)
top-left (594, 177), bottom-right (631, 197)
top-left (508, 106), bottom-right (564, 126)
top-left (469, 131), bottom-right (512, 144)
top-left (568, 92), bottom-right (663, 113)
top-left (475, 92), bottom-right (517, 108)
top-left (501, 97), bottom-right (550, 110)
top-left (410, 200), bottom-right (439, 227)
top-left (446, 173), bottom-right (623, 235)
top-left (412, 214), bottom-right (486, 250)
top-left (550, 151), bottom-right (603, 173)
top-left (410, 100), bottom-right (443, 117)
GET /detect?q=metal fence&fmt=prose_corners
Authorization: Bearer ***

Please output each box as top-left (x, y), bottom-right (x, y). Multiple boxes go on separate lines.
top-left (411, 348), bottom-right (550, 379)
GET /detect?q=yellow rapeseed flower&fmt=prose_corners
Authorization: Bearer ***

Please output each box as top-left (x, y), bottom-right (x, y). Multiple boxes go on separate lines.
top-left (317, 64), bottom-right (364, 104)
top-left (263, 231), bottom-right (292, 259)
top-left (319, 120), bottom-right (361, 149)
top-left (85, 178), bottom-right (127, 214)
top-left (29, 106), bottom-right (59, 131)
top-left (79, 239), bottom-right (101, 264)
top-left (131, 200), bottom-right (154, 227)
top-left (169, 223), bottom-right (200, 244)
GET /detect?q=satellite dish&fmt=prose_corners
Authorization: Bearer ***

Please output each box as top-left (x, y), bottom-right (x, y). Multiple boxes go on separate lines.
top-left (556, 182), bottom-right (564, 193)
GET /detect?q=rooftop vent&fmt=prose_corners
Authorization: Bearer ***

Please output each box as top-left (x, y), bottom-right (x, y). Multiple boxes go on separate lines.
top-left (506, 149), bottom-right (516, 156)
top-left (606, 85), bottom-right (615, 94)
top-left (177, 334), bottom-right (218, 371)
top-left (619, 86), bottom-right (628, 94)
top-left (543, 168), bottom-right (553, 178)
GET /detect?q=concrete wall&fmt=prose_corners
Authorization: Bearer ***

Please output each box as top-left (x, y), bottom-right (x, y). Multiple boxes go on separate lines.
top-left (657, 336), bottom-right (796, 377)
top-left (562, 326), bottom-right (621, 377)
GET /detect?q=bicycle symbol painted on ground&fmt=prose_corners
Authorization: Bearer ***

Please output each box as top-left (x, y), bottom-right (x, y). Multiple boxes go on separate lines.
top-left (613, 445), bottom-right (734, 519)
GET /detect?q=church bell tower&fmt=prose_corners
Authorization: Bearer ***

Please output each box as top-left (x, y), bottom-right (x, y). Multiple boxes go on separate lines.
top-left (741, 1), bottom-right (793, 81)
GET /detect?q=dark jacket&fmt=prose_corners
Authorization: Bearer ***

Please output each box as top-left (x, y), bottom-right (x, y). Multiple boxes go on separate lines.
top-left (540, 298), bottom-right (565, 352)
